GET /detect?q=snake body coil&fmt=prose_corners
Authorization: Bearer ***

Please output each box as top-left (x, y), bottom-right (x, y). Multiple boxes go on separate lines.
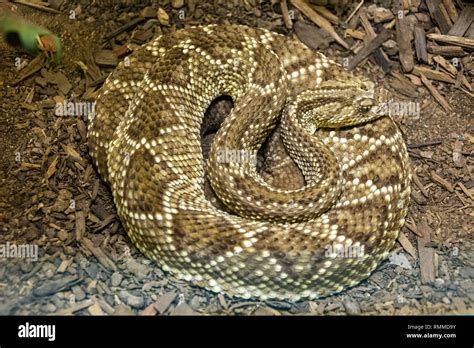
top-left (88, 25), bottom-right (411, 300)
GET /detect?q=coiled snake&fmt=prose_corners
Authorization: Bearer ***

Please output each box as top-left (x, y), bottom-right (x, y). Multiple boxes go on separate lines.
top-left (88, 24), bottom-right (411, 300)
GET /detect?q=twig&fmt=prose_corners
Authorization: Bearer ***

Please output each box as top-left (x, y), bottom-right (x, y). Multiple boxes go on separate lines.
top-left (427, 33), bottom-right (474, 49)
top-left (345, 0), bottom-right (364, 24)
top-left (13, 0), bottom-right (62, 14)
top-left (281, 0), bottom-right (293, 30)
top-left (420, 73), bottom-right (454, 112)
top-left (407, 140), bottom-right (443, 148)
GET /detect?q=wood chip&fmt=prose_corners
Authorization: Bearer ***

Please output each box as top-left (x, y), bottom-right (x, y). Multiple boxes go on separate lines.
top-left (112, 304), bottom-right (135, 315)
top-left (45, 155), bottom-right (59, 179)
top-left (433, 54), bottom-right (458, 76)
top-left (413, 65), bottom-right (456, 84)
top-left (57, 258), bottom-right (73, 273)
top-left (448, 7), bottom-right (474, 37)
top-left (294, 21), bottom-right (334, 50)
top-left (389, 71), bottom-right (419, 97)
top-left (280, 0), bottom-right (293, 29)
top-left (430, 171), bottom-right (454, 192)
top-left (12, 55), bottom-right (46, 86)
top-left (396, 16), bottom-right (414, 72)
top-left (218, 293), bottom-right (228, 309)
top-left (345, 28), bottom-right (365, 40)
top-left (312, 5), bottom-right (339, 25)
top-left (88, 300), bottom-right (105, 315)
top-left (103, 17), bottom-right (146, 42)
top-left (54, 299), bottom-right (94, 315)
top-left (94, 50), bottom-right (118, 67)
top-left (32, 275), bottom-right (81, 297)
top-left (93, 214), bottom-right (117, 233)
top-left (427, 44), bottom-right (466, 57)
top-left (154, 290), bottom-right (177, 314)
top-left (82, 237), bottom-right (117, 272)
top-left (253, 306), bottom-right (281, 315)
top-left (75, 210), bottom-right (85, 241)
top-left (442, 0), bottom-right (458, 24)
top-left (169, 303), bottom-right (196, 315)
top-left (420, 73), bottom-right (453, 112)
top-left (290, 0), bottom-right (349, 49)
top-left (411, 189), bottom-right (428, 205)
top-left (412, 171), bottom-right (429, 197)
top-left (414, 26), bottom-right (428, 63)
top-left (427, 33), bottom-right (474, 49)
top-left (426, 0), bottom-right (451, 34)
top-left (398, 232), bottom-right (417, 259)
top-left (348, 29), bottom-right (391, 70)
top-left (458, 182), bottom-right (473, 200)
top-left (417, 222), bottom-right (436, 284)
top-left (61, 144), bottom-right (85, 165)
top-left (360, 10), bottom-right (392, 72)
top-left (405, 219), bottom-right (424, 237)
top-left (13, 0), bottom-right (62, 14)
top-left (140, 303), bottom-right (158, 316)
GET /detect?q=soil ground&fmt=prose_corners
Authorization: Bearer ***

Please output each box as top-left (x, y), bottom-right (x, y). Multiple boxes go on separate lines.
top-left (0, 0), bottom-right (472, 315)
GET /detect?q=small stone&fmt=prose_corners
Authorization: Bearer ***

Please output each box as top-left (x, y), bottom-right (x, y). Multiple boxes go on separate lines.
top-left (72, 285), bottom-right (86, 301)
top-left (459, 267), bottom-right (474, 279)
top-left (141, 6), bottom-right (157, 19)
top-left (85, 263), bottom-right (98, 279)
top-left (419, 285), bottom-right (433, 295)
top-left (57, 229), bottom-right (68, 241)
top-left (126, 259), bottom-right (149, 280)
top-left (119, 290), bottom-right (145, 309)
top-left (382, 39), bottom-right (398, 55)
top-left (442, 296), bottom-right (450, 304)
top-left (111, 272), bottom-right (123, 287)
top-left (20, 262), bottom-right (34, 273)
top-left (343, 299), bottom-right (361, 315)
top-left (189, 295), bottom-right (206, 309)
top-left (394, 294), bottom-right (406, 309)
top-left (171, 0), bottom-right (184, 9)
top-left (43, 303), bottom-right (57, 313)
top-left (389, 252), bottom-right (412, 269)
top-left (434, 278), bottom-right (445, 288)
top-left (169, 303), bottom-right (195, 315)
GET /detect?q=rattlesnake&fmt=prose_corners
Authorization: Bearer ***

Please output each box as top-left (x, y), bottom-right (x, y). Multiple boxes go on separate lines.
top-left (88, 24), bottom-right (411, 301)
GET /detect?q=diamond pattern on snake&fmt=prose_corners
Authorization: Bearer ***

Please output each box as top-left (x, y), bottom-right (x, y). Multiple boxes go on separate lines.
top-left (88, 24), bottom-right (411, 301)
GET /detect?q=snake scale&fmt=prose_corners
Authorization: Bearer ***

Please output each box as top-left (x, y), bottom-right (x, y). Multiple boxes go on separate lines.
top-left (88, 24), bottom-right (411, 301)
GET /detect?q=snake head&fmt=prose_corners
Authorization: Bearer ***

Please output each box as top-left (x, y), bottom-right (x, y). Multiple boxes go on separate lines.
top-left (298, 77), bottom-right (391, 130)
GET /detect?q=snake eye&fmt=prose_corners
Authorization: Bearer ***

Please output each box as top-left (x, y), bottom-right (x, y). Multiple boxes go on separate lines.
top-left (359, 98), bottom-right (373, 111)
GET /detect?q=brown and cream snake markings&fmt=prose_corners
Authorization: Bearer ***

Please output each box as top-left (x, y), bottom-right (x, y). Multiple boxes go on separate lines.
top-left (88, 24), bottom-right (411, 301)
